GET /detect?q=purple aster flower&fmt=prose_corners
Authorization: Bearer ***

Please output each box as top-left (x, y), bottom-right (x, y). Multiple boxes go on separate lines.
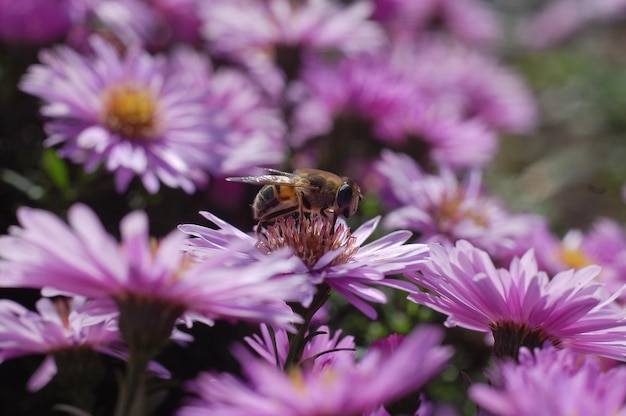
top-left (470, 346), bottom-right (626, 416)
top-left (0, 203), bottom-right (312, 347)
top-left (0, 0), bottom-right (72, 44)
top-left (408, 239), bottom-right (626, 360)
top-left (396, 39), bottom-right (537, 136)
top-left (201, 0), bottom-right (385, 70)
top-left (375, 150), bottom-right (541, 262)
top-left (0, 296), bottom-right (122, 391)
top-left (519, 0), bottom-right (626, 49)
top-left (204, 68), bottom-right (287, 174)
top-left (528, 218), bottom-right (626, 304)
top-left (180, 211), bottom-right (427, 319)
top-left (178, 325), bottom-right (453, 416)
top-left (372, 0), bottom-right (501, 49)
top-left (19, 37), bottom-right (217, 193)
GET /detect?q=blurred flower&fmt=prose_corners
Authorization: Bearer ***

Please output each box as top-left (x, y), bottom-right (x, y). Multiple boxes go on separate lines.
top-left (245, 324), bottom-right (356, 369)
top-left (0, 0), bottom-right (72, 44)
top-left (519, 0), bottom-right (626, 48)
top-left (372, 0), bottom-right (501, 48)
top-left (179, 325), bottom-right (452, 416)
top-left (20, 37), bottom-right (217, 193)
top-left (470, 346), bottom-right (626, 416)
top-left (201, 0), bottom-right (385, 79)
top-left (149, 0), bottom-right (202, 45)
top-left (204, 68), bottom-right (286, 174)
top-left (375, 150), bottom-right (541, 261)
top-left (408, 239), bottom-right (626, 360)
top-left (0, 204), bottom-right (311, 353)
top-left (530, 218), bottom-right (626, 303)
top-left (0, 296), bottom-right (120, 391)
top-left (292, 39), bottom-right (535, 168)
top-left (181, 212), bottom-right (427, 319)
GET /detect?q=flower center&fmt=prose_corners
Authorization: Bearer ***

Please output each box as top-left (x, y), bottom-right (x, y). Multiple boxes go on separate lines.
top-left (559, 248), bottom-right (592, 269)
top-left (101, 84), bottom-right (160, 139)
top-left (490, 321), bottom-right (558, 360)
top-left (256, 215), bottom-right (358, 270)
top-left (434, 193), bottom-right (488, 231)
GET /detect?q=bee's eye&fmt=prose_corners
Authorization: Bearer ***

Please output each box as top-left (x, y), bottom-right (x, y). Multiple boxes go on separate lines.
top-left (337, 182), bottom-right (354, 211)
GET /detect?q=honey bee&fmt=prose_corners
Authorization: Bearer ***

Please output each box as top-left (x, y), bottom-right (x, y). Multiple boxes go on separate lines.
top-left (227, 168), bottom-right (362, 229)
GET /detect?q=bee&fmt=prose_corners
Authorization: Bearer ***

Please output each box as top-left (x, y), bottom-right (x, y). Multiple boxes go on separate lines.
top-left (226, 168), bottom-right (362, 229)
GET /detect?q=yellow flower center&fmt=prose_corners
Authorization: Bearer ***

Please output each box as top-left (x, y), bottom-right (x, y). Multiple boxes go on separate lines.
top-left (101, 83), bottom-right (160, 139)
top-left (560, 248), bottom-right (592, 269)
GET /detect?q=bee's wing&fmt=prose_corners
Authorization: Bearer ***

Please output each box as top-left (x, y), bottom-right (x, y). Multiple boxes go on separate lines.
top-left (226, 169), bottom-right (316, 188)
top-left (226, 174), bottom-right (296, 185)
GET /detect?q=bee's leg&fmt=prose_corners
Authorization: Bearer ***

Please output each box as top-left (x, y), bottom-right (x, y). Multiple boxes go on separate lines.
top-left (330, 211), bottom-right (338, 235)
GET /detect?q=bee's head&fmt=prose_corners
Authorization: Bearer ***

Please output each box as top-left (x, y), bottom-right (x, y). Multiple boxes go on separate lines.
top-left (336, 179), bottom-right (362, 218)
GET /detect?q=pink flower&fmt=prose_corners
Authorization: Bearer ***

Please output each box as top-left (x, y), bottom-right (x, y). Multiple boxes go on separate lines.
top-left (408, 239), bottom-right (626, 360)
top-left (470, 346), bottom-right (626, 416)
top-left (0, 204), bottom-right (311, 332)
top-left (179, 325), bottom-right (452, 416)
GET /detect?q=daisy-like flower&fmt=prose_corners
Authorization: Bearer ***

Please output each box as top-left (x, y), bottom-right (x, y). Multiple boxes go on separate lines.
top-left (372, 0), bottom-right (501, 49)
top-left (180, 211), bottom-right (427, 319)
top-left (0, 204), bottom-right (312, 357)
top-left (178, 325), bottom-right (453, 416)
top-left (408, 239), bottom-right (626, 360)
top-left (0, 0), bottom-right (71, 44)
top-left (470, 346), bottom-right (626, 416)
top-left (375, 150), bottom-right (541, 261)
top-left (201, 0), bottom-right (385, 79)
top-left (528, 218), bottom-right (626, 303)
top-left (19, 36), bottom-right (217, 193)
top-left (0, 296), bottom-right (121, 391)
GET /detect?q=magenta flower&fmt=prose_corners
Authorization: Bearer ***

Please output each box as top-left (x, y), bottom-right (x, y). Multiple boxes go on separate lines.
top-left (19, 37), bottom-right (218, 193)
top-left (179, 325), bottom-right (452, 416)
top-left (470, 346), bottom-right (626, 416)
top-left (201, 0), bottom-right (385, 59)
top-left (0, 0), bottom-right (71, 44)
top-left (0, 204), bottom-right (311, 334)
top-left (375, 150), bottom-right (541, 261)
top-left (372, 0), bottom-right (501, 48)
top-left (0, 296), bottom-right (121, 391)
top-left (408, 239), bottom-right (626, 360)
top-left (180, 212), bottom-right (427, 319)
top-left (529, 218), bottom-right (626, 303)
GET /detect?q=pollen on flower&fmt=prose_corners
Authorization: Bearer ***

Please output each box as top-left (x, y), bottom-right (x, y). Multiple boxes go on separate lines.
top-left (433, 192), bottom-right (488, 231)
top-left (559, 248), bottom-right (593, 269)
top-left (101, 83), bottom-right (160, 139)
top-left (256, 215), bottom-right (358, 270)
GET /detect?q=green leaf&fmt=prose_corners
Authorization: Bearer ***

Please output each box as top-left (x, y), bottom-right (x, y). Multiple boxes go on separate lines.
top-left (42, 149), bottom-right (69, 190)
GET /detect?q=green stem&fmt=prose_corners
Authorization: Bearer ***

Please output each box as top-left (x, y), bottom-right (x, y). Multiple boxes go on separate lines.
top-left (284, 284), bottom-right (331, 369)
top-left (113, 350), bottom-right (150, 416)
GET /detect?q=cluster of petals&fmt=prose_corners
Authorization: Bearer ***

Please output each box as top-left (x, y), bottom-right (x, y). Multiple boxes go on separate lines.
top-left (0, 204), bottom-right (311, 331)
top-left (292, 39), bottom-right (535, 168)
top-left (470, 346), bottom-right (626, 416)
top-left (179, 211), bottom-right (428, 319)
top-left (408, 239), bottom-right (626, 360)
top-left (201, 0), bottom-right (385, 59)
top-left (179, 325), bottom-right (452, 416)
top-left (245, 324), bottom-right (356, 369)
top-left (20, 37), bottom-right (218, 193)
top-left (375, 150), bottom-right (541, 261)
top-left (372, 0), bottom-right (502, 49)
top-left (0, 296), bottom-right (121, 391)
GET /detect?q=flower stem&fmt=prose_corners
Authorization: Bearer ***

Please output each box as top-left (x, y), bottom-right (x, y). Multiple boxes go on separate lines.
top-left (113, 350), bottom-right (149, 416)
top-left (284, 284), bottom-right (331, 369)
